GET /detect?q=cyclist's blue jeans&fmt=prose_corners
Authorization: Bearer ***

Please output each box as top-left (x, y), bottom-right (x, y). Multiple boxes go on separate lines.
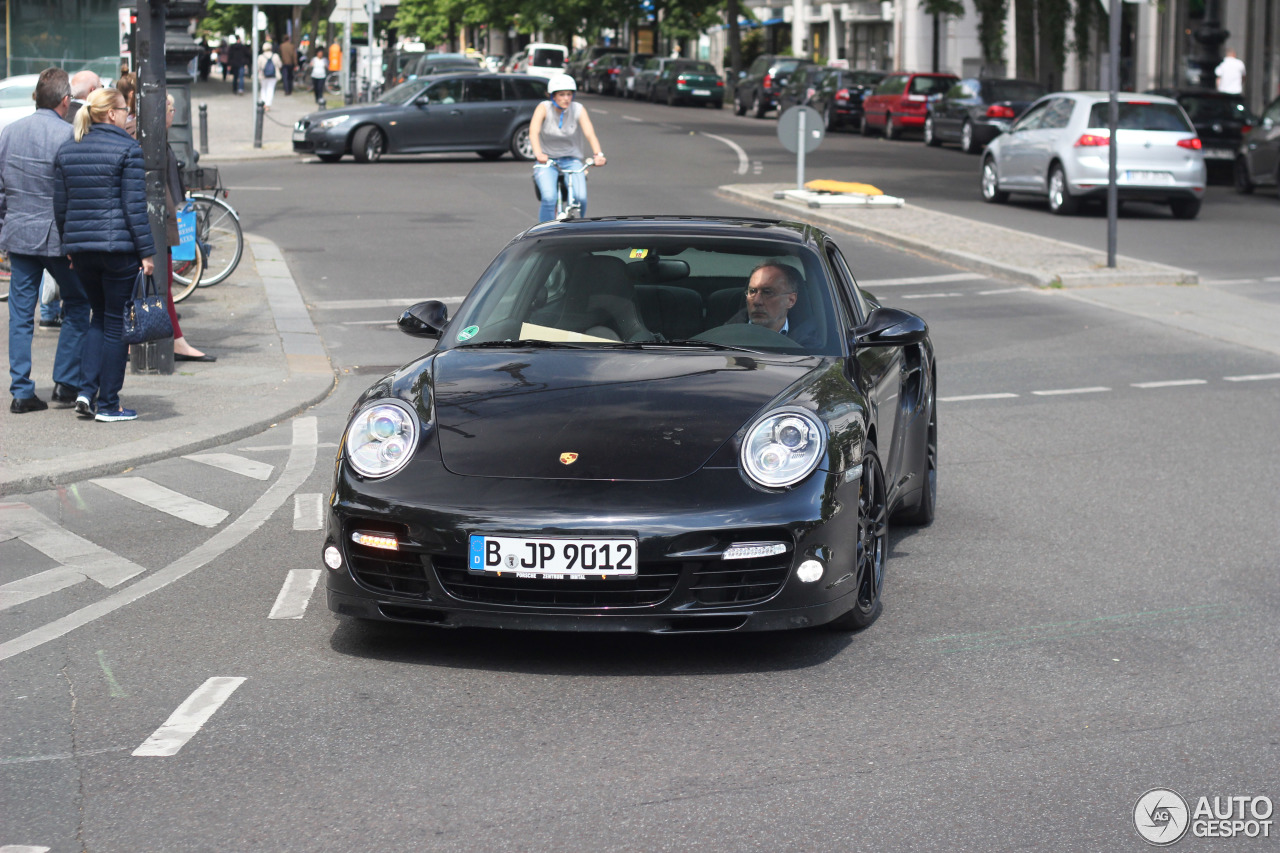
top-left (534, 157), bottom-right (587, 222)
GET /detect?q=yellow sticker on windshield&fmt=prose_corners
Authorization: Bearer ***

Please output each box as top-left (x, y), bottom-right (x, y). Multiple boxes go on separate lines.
top-left (629, 249), bottom-right (648, 259)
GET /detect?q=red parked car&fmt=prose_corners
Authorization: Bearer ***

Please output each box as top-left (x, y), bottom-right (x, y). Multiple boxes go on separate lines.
top-left (860, 72), bottom-right (959, 139)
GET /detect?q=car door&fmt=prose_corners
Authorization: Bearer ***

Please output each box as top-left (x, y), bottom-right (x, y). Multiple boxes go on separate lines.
top-left (1249, 96), bottom-right (1280, 182)
top-left (458, 77), bottom-right (510, 146)
top-left (827, 243), bottom-right (901, 477)
top-left (865, 75), bottom-right (905, 129)
top-left (392, 77), bottom-right (466, 151)
top-left (1024, 97), bottom-right (1076, 189)
top-left (997, 98), bottom-right (1052, 188)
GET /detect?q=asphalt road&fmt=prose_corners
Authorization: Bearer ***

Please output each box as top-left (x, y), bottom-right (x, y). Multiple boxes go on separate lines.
top-left (3, 93), bottom-right (1279, 852)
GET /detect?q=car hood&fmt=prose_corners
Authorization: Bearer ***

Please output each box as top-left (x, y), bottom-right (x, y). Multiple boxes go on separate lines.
top-left (428, 349), bottom-right (818, 481)
top-left (302, 103), bottom-right (394, 124)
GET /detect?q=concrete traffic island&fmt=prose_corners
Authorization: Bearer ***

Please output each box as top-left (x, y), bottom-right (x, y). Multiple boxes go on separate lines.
top-left (719, 183), bottom-right (1199, 289)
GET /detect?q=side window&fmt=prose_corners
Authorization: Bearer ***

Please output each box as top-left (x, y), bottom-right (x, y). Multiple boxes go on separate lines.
top-left (1012, 99), bottom-right (1050, 131)
top-left (749, 57), bottom-right (768, 76)
top-left (1043, 98), bottom-right (1075, 129)
top-left (466, 78), bottom-right (504, 102)
top-left (424, 79), bottom-right (463, 104)
top-left (825, 244), bottom-right (863, 327)
top-left (643, 58), bottom-right (659, 71)
top-left (944, 83), bottom-right (965, 100)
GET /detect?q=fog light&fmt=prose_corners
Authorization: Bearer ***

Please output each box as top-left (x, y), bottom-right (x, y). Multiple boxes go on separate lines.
top-left (796, 560), bottom-right (824, 583)
top-left (723, 542), bottom-right (787, 561)
top-left (323, 545), bottom-right (343, 569)
top-left (352, 531), bottom-right (399, 551)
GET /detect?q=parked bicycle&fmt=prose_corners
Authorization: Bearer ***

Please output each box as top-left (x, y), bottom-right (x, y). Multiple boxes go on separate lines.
top-left (0, 253), bottom-right (9, 302)
top-left (173, 166), bottom-right (244, 300)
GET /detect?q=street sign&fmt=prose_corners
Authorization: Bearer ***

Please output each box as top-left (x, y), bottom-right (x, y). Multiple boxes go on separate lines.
top-left (777, 106), bottom-right (824, 153)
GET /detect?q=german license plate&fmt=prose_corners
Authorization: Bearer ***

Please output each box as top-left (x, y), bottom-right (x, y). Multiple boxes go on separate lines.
top-left (1203, 148), bottom-right (1233, 160)
top-left (292, 129), bottom-right (306, 142)
top-left (468, 535), bottom-right (638, 578)
top-left (693, 89), bottom-right (711, 96)
top-left (1125, 170), bottom-right (1174, 184)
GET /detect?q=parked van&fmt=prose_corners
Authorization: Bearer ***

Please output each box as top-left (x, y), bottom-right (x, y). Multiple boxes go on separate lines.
top-left (524, 43), bottom-right (568, 79)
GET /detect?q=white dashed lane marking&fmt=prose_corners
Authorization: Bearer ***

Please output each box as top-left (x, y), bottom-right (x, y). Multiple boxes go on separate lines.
top-left (901, 292), bottom-right (965, 300)
top-left (1225, 372), bottom-right (1280, 382)
top-left (293, 493), bottom-right (324, 531)
top-left (0, 845), bottom-right (52, 852)
top-left (1131, 379), bottom-right (1207, 389)
top-left (859, 273), bottom-right (988, 287)
top-left (184, 452), bottom-right (274, 480)
top-left (943, 373), bottom-right (1280, 402)
top-left (132, 677), bottom-right (246, 757)
top-left (89, 478), bottom-right (229, 528)
top-left (939, 393), bottom-right (1019, 402)
top-left (268, 569), bottom-right (322, 620)
top-left (1031, 387), bottom-right (1111, 396)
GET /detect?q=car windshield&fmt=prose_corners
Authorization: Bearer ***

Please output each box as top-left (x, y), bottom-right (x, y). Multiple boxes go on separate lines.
top-left (1088, 102), bottom-right (1194, 132)
top-left (849, 71), bottom-right (885, 87)
top-left (909, 76), bottom-right (956, 95)
top-left (1177, 95), bottom-right (1254, 123)
top-left (445, 234), bottom-right (842, 355)
top-left (987, 81), bottom-right (1046, 102)
top-left (377, 80), bottom-right (427, 104)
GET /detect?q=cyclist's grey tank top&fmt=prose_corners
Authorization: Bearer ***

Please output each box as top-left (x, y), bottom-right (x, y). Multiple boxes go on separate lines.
top-left (539, 100), bottom-right (586, 159)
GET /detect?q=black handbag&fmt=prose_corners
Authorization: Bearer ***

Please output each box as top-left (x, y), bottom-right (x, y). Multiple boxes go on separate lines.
top-left (121, 270), bottom-right (174, 345)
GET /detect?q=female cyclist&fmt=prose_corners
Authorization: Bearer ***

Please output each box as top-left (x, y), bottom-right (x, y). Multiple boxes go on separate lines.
top-left (529, 74), bottom-right (607, 222)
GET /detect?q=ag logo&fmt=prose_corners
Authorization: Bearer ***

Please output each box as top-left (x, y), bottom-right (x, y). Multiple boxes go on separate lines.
top-left (1134, 788), bottom-right (1190, 846)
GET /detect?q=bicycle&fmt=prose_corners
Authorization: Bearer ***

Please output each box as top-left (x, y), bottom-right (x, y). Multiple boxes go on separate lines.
top-left (0, 253), bottom-right (9, 302)
top-left (172, 166), bottom-right (244, 294)
top-left (534, 160), bottom-right (591, 221)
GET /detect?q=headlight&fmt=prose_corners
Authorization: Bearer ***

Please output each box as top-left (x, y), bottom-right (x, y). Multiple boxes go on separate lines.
top-left (740, 408), bottom-right (825, 488)
top-left (345, 400), bottom-right (418, 478)
top-left (317, 114), bottom-right (351, 130)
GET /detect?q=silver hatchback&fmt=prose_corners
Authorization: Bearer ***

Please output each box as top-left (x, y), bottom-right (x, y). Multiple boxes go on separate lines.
top-left (981, 92), bottom-right (1207, 219)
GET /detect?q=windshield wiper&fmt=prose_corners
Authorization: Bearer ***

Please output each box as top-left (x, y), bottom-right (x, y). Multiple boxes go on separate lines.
top-left (458, 339), bottom-right (587, 349)
top-left (659, 339), bottom-right (763, 353)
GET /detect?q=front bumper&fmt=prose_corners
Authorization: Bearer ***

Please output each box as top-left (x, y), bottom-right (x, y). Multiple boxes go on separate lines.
top-left (324, 461), bottom-right (865, 634)
top-left (292, 124), bottom-right (348, 156)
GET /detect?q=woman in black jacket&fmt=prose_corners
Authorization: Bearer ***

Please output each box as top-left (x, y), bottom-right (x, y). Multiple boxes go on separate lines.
top-left (54, 88), bottom-right (156, 423)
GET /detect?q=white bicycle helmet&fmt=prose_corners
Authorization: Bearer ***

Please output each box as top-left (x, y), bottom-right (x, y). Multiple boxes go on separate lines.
top-left (547, 73), bottom-right (577, 95)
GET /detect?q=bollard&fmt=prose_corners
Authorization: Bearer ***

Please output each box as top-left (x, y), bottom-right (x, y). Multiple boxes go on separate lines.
top-left (253, 101), bottom-right (264, 149)
top-left (198, 103), bottom-right (208, 155)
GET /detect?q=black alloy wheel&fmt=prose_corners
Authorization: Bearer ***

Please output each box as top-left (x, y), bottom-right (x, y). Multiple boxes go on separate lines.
top-left (351, 125), bottom-right (385, 163)
top-left (829, 445), bottom-right (887, 631)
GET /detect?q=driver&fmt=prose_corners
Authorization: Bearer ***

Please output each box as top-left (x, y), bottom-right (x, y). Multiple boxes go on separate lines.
top-left (725, 260), bottom-right (821, 347)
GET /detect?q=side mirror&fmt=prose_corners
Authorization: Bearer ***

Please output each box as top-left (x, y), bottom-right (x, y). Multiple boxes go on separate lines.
top-left (398, 300), bottom-right (448, 339)
top-left (852, 306), bottom-right (928, 348)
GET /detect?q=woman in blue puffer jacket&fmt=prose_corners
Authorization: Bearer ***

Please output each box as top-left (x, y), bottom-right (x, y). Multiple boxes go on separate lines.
top-left (54, 87), bottom-right (156, 422)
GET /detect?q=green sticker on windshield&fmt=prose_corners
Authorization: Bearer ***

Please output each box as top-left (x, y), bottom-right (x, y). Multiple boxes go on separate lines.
top-left (457, 325), bottom-right (479, 342)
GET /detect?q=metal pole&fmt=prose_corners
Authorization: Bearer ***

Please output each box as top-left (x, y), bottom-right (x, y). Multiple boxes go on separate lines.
top-left (797, 109), bottom-right (806, 190)
top-left (1106, 0), bottom-right (1120, 269)
top-left (251, 4), bottom-right (260, 112)
top-left (254, 100), bottom-right (264, 147)
top-left (199, 103), bottom-right (209, 154)
top-left (135, 0), bottom-right (174, 372)
top-left (343, 11), bottom-right (352, 105)
top-left (366, 0), bottom-right (376, 102)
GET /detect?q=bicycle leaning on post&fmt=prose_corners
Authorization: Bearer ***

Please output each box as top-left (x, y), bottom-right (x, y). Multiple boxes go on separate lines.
top-left (172, 165), bottom-right (244, 299)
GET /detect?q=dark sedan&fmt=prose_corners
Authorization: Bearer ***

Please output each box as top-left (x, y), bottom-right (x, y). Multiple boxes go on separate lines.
top-left (292, 73), bottom-right (545, 163)
top-left (323, 217), bottom-right (937, 634)
top-left (632, 57), bottom-right (680, 102)
top-left (924, 77), bottom-right (1047, 152)
top-left (584, 52), bottom-right (629, 95)
top-left (1234, 93), bottom-right (1280, 197)
top-left (808, 68), bottom-right (886, 130)
top-left (1146, 87), bottom-right (1259, 178)
top-left (775, 66), bottom-right (828, 114)
top-left (650, 60), bottom-right (724, 107)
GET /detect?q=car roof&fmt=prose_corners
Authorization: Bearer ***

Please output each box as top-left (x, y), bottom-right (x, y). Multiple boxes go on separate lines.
top-left (1058, 91), bottom-right (1180, 105)
top-left (519, 216), bottom-right (823, 245)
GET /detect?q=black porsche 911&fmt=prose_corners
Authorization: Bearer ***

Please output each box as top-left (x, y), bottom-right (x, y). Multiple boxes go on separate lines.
top-left (323, 217), bottom-right (937, 634)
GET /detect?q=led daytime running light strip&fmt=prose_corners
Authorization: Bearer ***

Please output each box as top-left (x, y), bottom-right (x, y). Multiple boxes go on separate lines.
top-left (352, 531), bottom-right (400, 551)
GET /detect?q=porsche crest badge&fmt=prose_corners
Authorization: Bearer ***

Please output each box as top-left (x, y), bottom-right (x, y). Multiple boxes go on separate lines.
top-left (559, 453), bottom-right (579, 465)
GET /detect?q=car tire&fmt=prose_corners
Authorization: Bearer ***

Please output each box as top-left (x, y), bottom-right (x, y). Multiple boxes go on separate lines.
top-left (1169, 198), bottom-right (1202, 219)
top-left (351, 125), bottom-right (385, 163)
top-left (734, 94), bottom-right (747, 116)
top-left (1232, 156), bottom-right (1255, 193)
top-left (960, 120), bottom-right (977, 154)
top-left (923, 115), bottom-right (940, 146)
top-left (894, 376), bottom-right (936, 527)
top-left (667, 89), bottom-right (678, 107)
top-left (477, 150), bottom-right (504, 161)
top-left (828, 444), bottom-right (887, 631)
top-left (860, 115), bottom-right (873, 137)
top-left (711, 99), bottom-right (723, 110)
top-left (1047, 164), bottom-right (1078, 215)
top-left (884, 115), bottom-right (899, 139)
top-left (316, 153), bottom-right (343, 163)
top-left (981, 157), bottom-right (1009, 204)
top-left (823, 105), bottom-right (836, 131)
top-left (752, 91), bottom-right (767, 118)
top-left (509, 123), bottom-right (534, 161)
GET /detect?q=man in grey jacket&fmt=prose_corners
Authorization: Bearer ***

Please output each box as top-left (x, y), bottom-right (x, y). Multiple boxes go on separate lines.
top-left (0, 67), bottom-right (89, 413)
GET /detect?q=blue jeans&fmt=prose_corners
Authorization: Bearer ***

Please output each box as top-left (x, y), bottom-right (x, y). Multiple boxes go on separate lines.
top-left (534, 157), bottom-right (588, 222)
top-left (73, 251), bottom-right (138, 412)
top-left (7, 253), bottom-right (89, 399)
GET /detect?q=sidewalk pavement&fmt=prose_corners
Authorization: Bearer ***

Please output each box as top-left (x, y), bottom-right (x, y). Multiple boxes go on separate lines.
top-left (184, 76), bottom-right (328, 161)
top-left (1, 235), bottom-right (334, 496)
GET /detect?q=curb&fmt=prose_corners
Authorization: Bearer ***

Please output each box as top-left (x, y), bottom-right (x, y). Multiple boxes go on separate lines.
top-left (0, 235), bottom-right (335, 495)
top-left (716, 184), bottom-right (1199, 289)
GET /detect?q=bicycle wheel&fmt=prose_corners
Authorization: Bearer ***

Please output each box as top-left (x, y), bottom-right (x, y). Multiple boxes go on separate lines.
top-left (0, 253), bottom-right (10, 302)
top-left (188, 194), bottom-right (244, 287)
top-left (171, 246), bottom-right (204, 304)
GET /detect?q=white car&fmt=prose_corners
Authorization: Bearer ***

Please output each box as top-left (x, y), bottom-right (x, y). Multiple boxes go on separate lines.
top-left (523, 43), bottom-right (568, 80)
top-left (0, 74), bottom-right (41, 136)
top-left (980, 91), bottom-right (1207, 219)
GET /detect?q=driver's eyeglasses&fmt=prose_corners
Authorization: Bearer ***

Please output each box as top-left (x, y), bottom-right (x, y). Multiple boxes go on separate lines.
top-left (746, 287), bottom-right (793, 299)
